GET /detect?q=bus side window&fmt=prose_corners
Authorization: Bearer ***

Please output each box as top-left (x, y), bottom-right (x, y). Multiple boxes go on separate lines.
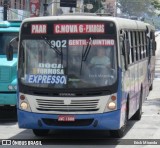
top-left (144, 32), bottom-right (147, 58)
top-left (125, 31), bottom-right (131, 65)
top-left (150, 31), bottom-right (155, 56)
top-left (121, 31), bottom-right (129, 70)
top-left (139, 32), bottom-right (143, 59)
top-left (134, 31), bottom-right (138, 61)
top-left (137, 32), bottom-right (141, 60)
top-left (152, 31), bottom-right (156, 56)
top-left (142, 31), bottom-right (145, 59)
top-left (133, 32), bottom-right (136, 61)
top-left (130, 31), bottom-right (134, 63)
top-left (128, 31), bottom-right (132, 64)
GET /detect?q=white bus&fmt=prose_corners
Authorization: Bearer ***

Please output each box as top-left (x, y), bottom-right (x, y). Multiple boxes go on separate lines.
top-left (7, 14), bottom-right (156, 137)
top-left (145, 23), bottom-right (156, 91)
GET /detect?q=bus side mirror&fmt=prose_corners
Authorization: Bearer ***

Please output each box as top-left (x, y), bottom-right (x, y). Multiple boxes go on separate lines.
top-left (6, 44), bottom-right (13, 61)
top-left (6, 37), bottom-right (19, 61)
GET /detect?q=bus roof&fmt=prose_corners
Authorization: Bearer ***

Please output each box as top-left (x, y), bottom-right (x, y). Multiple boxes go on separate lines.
top-left (22, 15), bottom-right (153, 31)
top-left (0, 27), bottom-right (20, 32)
top-left (0, 20), bottom-right (21, 32)
top-left (145, 23), bottom-right (155, 31)
top-left (0, 20), bottom-right (21, 28)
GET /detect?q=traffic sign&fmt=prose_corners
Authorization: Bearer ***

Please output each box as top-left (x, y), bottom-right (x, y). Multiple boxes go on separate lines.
top-left (60, 0), bottom-right (77, 8)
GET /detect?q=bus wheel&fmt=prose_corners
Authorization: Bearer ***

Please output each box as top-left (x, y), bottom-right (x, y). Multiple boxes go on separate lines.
top-left (132, 91), bottom-right (142, 120)
top-left (110, 103), bottom-right (128, 138)
top-left (110, 128), bottom-right (125, 138)
top-left (149, 84), bottom-right (153, 91)
top-left (32, 129), bottom-right (49, 136)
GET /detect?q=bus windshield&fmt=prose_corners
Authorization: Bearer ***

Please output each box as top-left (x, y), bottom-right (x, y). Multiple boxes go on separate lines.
top-left (0, 32), bottom-right (18, 54)
top-left (20, 37), bottom-right (117, 89)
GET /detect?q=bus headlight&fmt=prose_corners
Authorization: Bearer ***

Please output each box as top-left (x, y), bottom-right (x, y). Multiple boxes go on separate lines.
top-left (108, 102), bottom-right (116, 110)
top-left (104, 94), bottom-right (117, 112)
top-left (8, 85), bottom-right (17, 90)
top-left (8, 85), bottom-right (13, 90)
top-left (20, 102), bottom-right (29, 110)
top-left (14, 85), bottom-right (17, 90)
top-left (19, 94), bottom-right (31, 112)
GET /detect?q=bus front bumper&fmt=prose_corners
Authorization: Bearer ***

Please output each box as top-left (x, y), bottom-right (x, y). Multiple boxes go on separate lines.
top-left (18, 109), bottom-right (121, 130)
top-left (0, 93), bottom-right (17, 105)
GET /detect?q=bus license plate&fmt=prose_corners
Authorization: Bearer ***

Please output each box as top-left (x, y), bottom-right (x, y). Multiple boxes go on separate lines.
top-left (58, 115), bottom-right (75, 122)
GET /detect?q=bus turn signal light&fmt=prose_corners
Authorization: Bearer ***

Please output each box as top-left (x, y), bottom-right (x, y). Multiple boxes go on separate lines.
top-left (20, 95), bottom-right (25, 100)
top-left (111, 95), bottom-right (116, 101)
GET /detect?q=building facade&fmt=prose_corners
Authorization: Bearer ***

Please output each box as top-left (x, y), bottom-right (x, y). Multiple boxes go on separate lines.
top-left (102, 0), bottom-right (117, 16)
top-left (107, 0), bottom-right (116, 16)
top-left (0, 0), bottom-right (27, 10)
top-left (0, 0), bottom-right (29, 20)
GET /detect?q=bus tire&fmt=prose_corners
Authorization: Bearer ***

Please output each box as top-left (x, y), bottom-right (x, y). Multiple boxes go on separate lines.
top-left (32, 129), bottom-right (49, 136)
top-left (131, 91), bottom-right (142, 120)
top-left (149, 84), bottom-right (153, 91)
top-left (110, 128), bottom-right (125, 138)
top-left (110, 101), bottom-right (128, 138)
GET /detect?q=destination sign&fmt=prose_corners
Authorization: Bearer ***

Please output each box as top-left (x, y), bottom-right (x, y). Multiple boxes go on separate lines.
top-left (69, 39), bottom-right (114, 46)
top-left (54, 24), bottom-right (105, 34)
top-left (31, 24), bottom-right (47, 34)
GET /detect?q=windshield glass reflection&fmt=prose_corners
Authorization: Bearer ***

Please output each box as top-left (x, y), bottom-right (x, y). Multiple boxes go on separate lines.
top-left (20, 38), bottom-right (117, 89)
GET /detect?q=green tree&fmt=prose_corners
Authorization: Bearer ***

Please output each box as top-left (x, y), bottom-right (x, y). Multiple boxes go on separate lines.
top-left (117, 0), bottom-right (155, 16)
top-left (151, 0), bottom-right (160, 10)
top-left (83, 0), bottom-right (102, 13)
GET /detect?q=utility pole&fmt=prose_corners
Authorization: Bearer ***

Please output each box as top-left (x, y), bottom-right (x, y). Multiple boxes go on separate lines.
top-left (43, 0), bottom-right (49, 16)
top-left (69, 7), bottom-right (73, 13)
top-left (3, 0), bottom-right (8, 20)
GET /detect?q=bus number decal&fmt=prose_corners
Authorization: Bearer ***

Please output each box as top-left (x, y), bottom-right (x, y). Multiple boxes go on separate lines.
top-left (51, 40), bottom-right (67, 48)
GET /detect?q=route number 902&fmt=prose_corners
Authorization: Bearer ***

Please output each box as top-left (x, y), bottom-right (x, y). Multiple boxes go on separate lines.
top-left (51, 40), bottom-right (67, 48)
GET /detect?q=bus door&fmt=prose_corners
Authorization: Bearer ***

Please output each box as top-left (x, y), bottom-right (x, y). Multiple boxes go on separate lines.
top-left (128, 31), bottom-right (135, 103)
top-left (121, 30), bottom-right (136, 117)
top-left (130, 31), bottom-right (137, 116)
top-left (120, 31), bottom-right (133, 110)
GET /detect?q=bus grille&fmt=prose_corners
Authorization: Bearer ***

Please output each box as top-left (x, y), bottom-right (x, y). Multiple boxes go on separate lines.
top-left (0, 67), bottom-right (10, 82)
top-left (36, 99), bottom-right (99, 112)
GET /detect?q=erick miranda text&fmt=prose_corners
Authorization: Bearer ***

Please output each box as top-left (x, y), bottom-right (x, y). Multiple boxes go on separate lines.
top-left (134, 140), bottom-right (158, 145)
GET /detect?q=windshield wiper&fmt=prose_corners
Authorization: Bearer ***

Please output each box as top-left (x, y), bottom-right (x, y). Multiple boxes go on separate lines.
top-left (82, 37), bottom-right (93, 61)
top-left (40, 36), bottom-right (64, 67)
top-left (80, 37), bottom-right (93, 74)
top-left (41, 36), bottom-right (62, 56)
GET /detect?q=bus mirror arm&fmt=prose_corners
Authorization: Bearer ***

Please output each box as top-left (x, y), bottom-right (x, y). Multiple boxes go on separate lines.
top-left (6, 44), bottom-right (13, 61)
